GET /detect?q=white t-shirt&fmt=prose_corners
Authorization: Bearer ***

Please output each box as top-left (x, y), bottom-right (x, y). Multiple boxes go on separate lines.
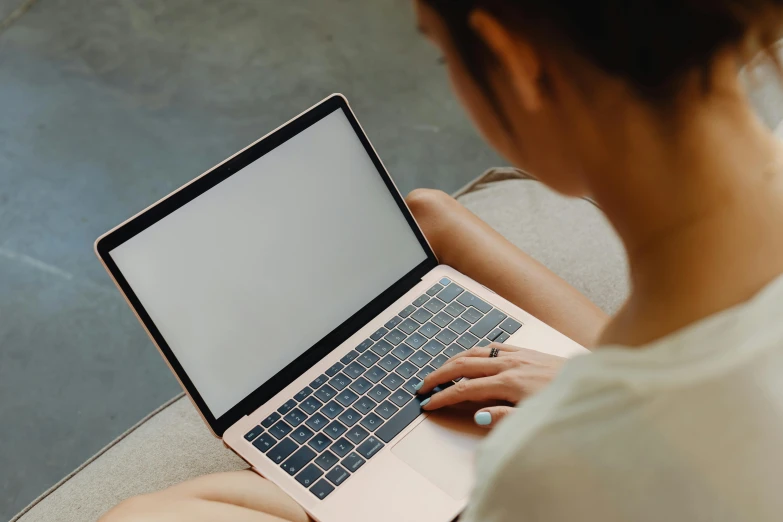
top-left (462, 275), bottom-right (783, 522)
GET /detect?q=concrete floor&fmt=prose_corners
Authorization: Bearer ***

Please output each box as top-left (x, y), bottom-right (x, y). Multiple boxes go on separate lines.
top-left (0, 0), bottom-right (501, 518)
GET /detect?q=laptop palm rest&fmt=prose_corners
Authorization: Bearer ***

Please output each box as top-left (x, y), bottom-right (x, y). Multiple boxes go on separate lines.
top-left (391, 410), bottom-right (485, 500)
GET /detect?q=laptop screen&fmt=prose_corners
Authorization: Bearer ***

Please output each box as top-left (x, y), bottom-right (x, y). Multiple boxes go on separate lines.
top-left (109, 109), bottom-right (428, 418)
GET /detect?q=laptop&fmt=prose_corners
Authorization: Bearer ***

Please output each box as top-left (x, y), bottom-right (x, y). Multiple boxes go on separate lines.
top-left (95, 94), bottom-right (586, 522)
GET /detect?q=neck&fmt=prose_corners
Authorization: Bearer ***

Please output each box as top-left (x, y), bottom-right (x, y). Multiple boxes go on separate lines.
top-left (588, 78), bottom-right (783, 346)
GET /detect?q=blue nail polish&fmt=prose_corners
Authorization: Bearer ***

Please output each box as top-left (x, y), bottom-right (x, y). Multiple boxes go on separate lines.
top-left (475, 411), bottom-right (492, 426)
top-left (413, 380), bottom-right (423, 392)
top-left (420, 398), bottom-right (430, 408)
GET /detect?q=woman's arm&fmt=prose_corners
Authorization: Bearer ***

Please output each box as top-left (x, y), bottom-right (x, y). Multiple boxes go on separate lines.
top-left (405, 188), bottom-right (609, 347)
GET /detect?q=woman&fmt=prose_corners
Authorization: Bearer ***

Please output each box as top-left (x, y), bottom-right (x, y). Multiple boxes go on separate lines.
top-left (104, 0), bottom-right (783, 520)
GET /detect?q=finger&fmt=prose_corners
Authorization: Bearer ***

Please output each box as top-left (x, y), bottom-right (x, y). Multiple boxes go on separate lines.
top-left (421, 376), bottom-right (512, 411)
top-left (473, 406), bottom-right (515, 428)
top-left (447, 343), bottom-right (517, 362)
top-left (418, 357), bottom-right (507, 394)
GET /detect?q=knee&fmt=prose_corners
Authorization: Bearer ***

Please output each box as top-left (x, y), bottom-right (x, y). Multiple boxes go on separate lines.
top-left (405, 188), bottom-right (453, 221)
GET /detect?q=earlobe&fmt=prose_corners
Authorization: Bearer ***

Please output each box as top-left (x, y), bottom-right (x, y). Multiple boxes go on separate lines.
top-left (468, 10), bottom-right (543, 112)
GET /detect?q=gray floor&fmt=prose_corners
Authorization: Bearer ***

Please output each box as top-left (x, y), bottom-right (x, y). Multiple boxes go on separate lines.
top-left (0, 0), bottom-right (501, 518)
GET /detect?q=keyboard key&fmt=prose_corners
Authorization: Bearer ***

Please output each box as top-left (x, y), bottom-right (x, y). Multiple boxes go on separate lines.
top-left (384, 329), bottom-right (406, 346)
top-left (376, 396), bottom-right (426, 443)
top-left (432, 311), bottom-right (454, 328)
top-left (461, 307), bottom-right (483, 324)
top-left (444, 301), bottom-right (467, 317)
top-left (422, 339), bottom-right (445, 356)
top-left (357, 436), bottom-right (385, 459)
top-left (381, 372), bottom-right (404, 390)
top-left (500, 317), bottom-right (523, 334)
top-left (406, 332), bottom-right (427, 349)
top-left (410, 351), bottom-right (432, 368)
top-left (436, 328), bottom-right (458, 345)
top-left (325, 362), bottom-right (344, 377)
top-left (291, 425), bottom-right (315, 444)
top-left (261, 412), bottom-right (280, 428)
top-left (322, 401), bottom-right (344, 419)
top-left (496, 332), bottom-right (510, 343)
top-left (326, 465), bottom-right (351, 486)
top-left (431, 353), bottom-right (449, 368)
top-left (439, 277), bottom-right (452, 286)
top-left (277, 399), bottom-right (297, 415)
top-left (385, 315), bottom-right (403, 329)
top-left (395, 361), bottom-right (418, 379)
top-left (349, 376), bottom-right (373, 395)
top-left (309, 374), bottom-right (328, 389)
top-left (449, 318), bottom-right (471, 334)
top-left (354, 396), bottom-right (377, 415)
top-left (390, 389), bottom-right (413, 407)
top-left (314, 450), bottom-right (340, 471)
top-left (296, 463), bottom-right (323, 488)
top-left (477, 339), bottom-right (491, 347)
top-left (306, 412), bottom-right (329, 431)
top-left (457, 332), bottom-right (480, 349)
top-left (342, 452), bottom-right (366, 473)
top-left (403, 378), bottom-right (422, 395)
top-left (399, 305), bottom-right (417, 318)
top-left (269, 421), bottom-right (293, 440)
top-left (314, 385), bottom-right (337, 402)
top-left (361, 412), bottom-right (384, 431)
top-left (417, 366), bottom-right (436, 380)
top-left (308, 433), bottom-right (331, 452)
top-left (283, 408), bottom-right (307, 427)
top-left (438, 283), bottom-right (464, 303)
top-left (457, 292), bottom-right (492, 313)
top-left (331, 438), bottom-right (354, 457)
top-left (427, 283), bottom-right (444, 296)
top-left (391, 343), bottom-right (414, 360)
top-left (371, 339), bottom-right (394, 356)
top-left (368, 384), bottom-right (391, 402)
top-left (282, 446), bottom-right (317, 476)
top-left (346, 425), bottom-right (369, 444)
top-left (375, 401), bottom-right (399, 419)
top-left (364, 366), bottom-right (387, 383)
top-left (398, 318), bottom-right (419, 335)
top-left (244, 425), bottom-right (264, 442)
top-left (338, 408), bottom-right (361, 427)
top-left (340, 350), bottom-right (359, 365)
top-left (336, 389), bottom-right (359, 407)
top-left (488, 328), bottom-right (503, 341)
top-left (343, 361), bottom-right (365, 379)
top-left (325, 421), bottom-right (347, 440)
top-left (294, 387), bottom-right (313, 402)
top-left (252, 433), bottom-right (277, 453)
top-left (267, 438), bottom-right (298, 464)
top-left (470, 309), bottom-right (507, 338)
top-left (310, 479), bottom-right (335, 500)
top-left (355, 339), bottom-right (373, 353)
top-left (370, 327), bottom-right (388, 341)
top-left (358, 351), bottom-right (380, 368)
top-left (443, 344), bottom-right (465, 358)
top-left (412, 308), bottom-right (434, 324)
top-left (379, 354), bottom-right (401, 372)
top-left (424, 298), bottom-right (446, 314)
top-left (419, 322), bottom-right (441, 338)
top-left (412, 294), bottom-right (429, 307)
top-left (328, 373), bottom-right (351, 391)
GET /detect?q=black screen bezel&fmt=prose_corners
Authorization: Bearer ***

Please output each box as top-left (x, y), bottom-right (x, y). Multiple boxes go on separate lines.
top-left (96, 95), bottom-right (437, 436)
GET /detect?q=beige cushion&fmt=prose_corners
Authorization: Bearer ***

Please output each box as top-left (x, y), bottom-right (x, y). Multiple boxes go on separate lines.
top-left (12, 176), bottom-right (628, 522)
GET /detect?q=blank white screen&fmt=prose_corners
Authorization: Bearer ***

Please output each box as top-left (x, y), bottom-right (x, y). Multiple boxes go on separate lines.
top-left (110, 110), bottom-right (427, 418)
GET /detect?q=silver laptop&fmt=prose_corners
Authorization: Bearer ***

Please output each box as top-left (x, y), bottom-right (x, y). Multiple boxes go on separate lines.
top-left (95, 94), bottom-right (585, 522)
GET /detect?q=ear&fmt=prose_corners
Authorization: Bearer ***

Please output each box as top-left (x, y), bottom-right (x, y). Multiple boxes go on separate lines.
top-left (469, 10), bottom-right (543, 112)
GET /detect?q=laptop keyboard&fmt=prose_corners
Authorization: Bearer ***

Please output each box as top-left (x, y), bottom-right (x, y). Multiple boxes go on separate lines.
top-left (242, 278), bottom-right (523, 500)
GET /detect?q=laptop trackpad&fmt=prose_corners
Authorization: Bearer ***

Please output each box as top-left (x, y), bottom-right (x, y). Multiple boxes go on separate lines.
top-left (391, 412), bottom-right (484, 500)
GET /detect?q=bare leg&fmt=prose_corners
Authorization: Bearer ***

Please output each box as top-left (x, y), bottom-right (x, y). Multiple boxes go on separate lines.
top-left (406, 189), bottom-right (609, 347)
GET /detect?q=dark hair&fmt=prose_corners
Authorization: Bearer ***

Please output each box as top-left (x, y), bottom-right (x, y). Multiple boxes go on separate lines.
top-left (423, 0), bottom-right (783, 101)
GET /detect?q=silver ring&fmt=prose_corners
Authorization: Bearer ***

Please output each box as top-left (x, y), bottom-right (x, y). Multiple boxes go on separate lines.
top-left (489, 347), bottom-right (499, 358)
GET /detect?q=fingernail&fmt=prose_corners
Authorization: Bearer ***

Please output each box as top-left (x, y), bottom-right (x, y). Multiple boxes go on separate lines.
top-left (420, 398), bottom-right (430, 408)
top-left (474, 411), bottom-right (492, 426)
top-left (413, 380), bottom-right (423, 392)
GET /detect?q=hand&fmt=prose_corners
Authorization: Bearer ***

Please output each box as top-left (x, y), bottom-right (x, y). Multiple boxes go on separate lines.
top-left (100, 471), bottom-right (310, 522)
top-left (417, 343), bottom-right (566, 428)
